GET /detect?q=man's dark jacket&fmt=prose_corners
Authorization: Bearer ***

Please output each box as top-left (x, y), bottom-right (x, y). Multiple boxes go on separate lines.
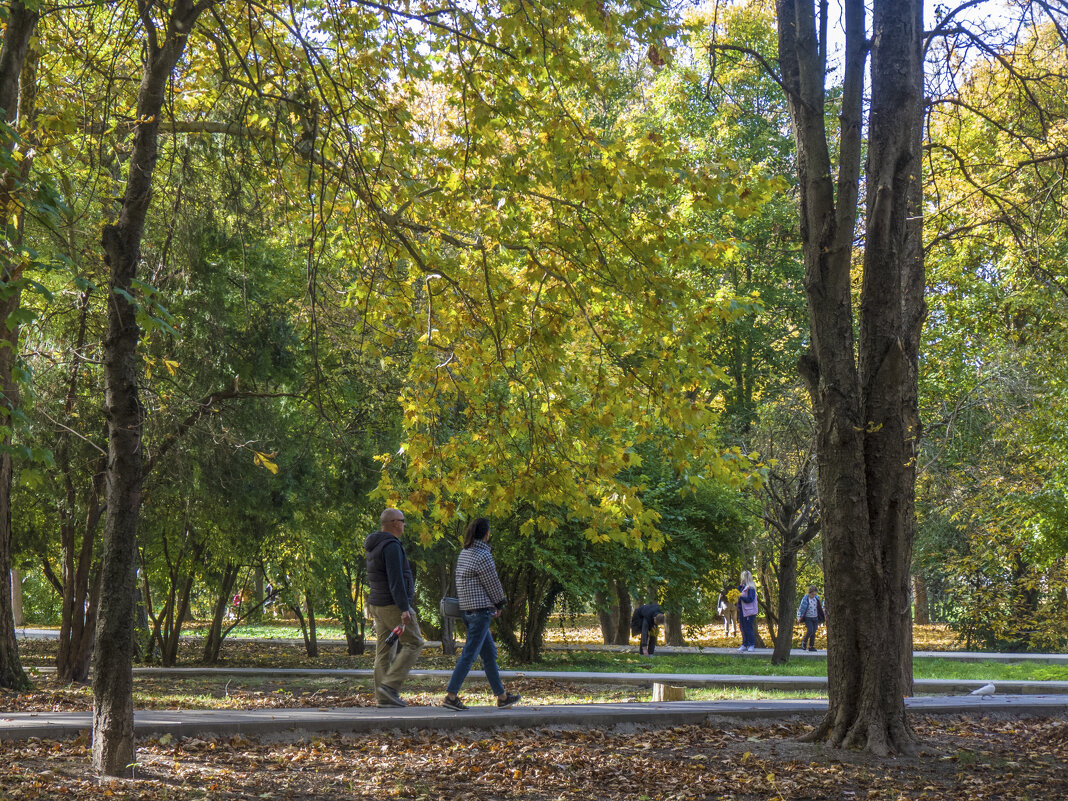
top-left (631, 603), bottom-right (663, 637)
top-left (365, 530), bottom-right (415, 612)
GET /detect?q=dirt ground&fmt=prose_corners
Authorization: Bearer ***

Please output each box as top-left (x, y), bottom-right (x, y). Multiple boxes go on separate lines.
top-left (0, 714), bottom-right (1064, 800)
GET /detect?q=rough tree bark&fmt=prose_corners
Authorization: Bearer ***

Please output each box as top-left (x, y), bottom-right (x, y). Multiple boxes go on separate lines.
top-left (776, 0), bottom-right (923, 754)
top-left (664, 611), bottom-right (684, 646)
top-left (92, 0), bottom-right (213, 776)
top-left (10, 569), bottom-right (23, 626)
top-left (612, 579), bottom-right (631, 645)
top-left (302, 594), bottom-right (319, 658)
top-left (0, 0), bottom-right (39, 693)
top-left (594, 589), bottom-right (618, 645)
top-left (912, 575), bottom-right (930, 625)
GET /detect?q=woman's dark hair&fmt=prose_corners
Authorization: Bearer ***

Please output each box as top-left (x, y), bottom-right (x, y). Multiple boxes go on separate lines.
top-left (463, 517), bottom-right (490, 549)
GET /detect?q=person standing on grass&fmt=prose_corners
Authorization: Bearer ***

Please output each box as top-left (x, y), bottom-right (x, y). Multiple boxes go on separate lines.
top-left (442, 518), bottom-right (520, 711)
top-left (365, 507), bottom-right (425, 708)
top-left (737, 570), bottom-right (759, 652)
top-left (717, 583), bottom-right (739, 637)
top-left (796, 585), bottom-right (825, 651)
top-left (631, 602), bottom-right (666, 656)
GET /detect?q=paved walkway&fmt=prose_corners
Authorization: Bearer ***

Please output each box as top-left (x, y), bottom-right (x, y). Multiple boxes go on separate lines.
top-left (3, 694), bottom-right (1066, 743)
top-left (12, 629), bottom-right (1068, 744)
top-left (100, 666), bottom-right (1068, 696)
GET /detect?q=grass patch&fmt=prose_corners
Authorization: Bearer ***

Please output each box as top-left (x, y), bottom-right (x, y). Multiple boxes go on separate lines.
top-left (180, 622), bottom-right (351, 639)
top-left (524, 650), bottom-right (1068, 682)
top-left (912, 658), bottom-right (1068, 681)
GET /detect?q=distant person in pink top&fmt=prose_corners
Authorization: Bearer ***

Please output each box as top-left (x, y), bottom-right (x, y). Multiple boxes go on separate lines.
top-left (736, 570), bottom-right (758, 652)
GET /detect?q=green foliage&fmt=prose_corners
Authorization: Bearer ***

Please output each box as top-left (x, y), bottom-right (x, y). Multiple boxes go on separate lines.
top-left (11, 568), bottom-right (61, 625)
top-left (920, 17), bottom-right (1068, 650)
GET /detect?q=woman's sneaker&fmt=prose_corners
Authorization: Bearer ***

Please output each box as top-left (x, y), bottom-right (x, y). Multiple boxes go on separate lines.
top-left (497, 692), bottom-right (521, 709)
top-left (442, 695), bottom-right (468, 711)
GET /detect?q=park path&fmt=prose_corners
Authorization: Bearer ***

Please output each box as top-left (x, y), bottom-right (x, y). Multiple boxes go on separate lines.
top-left (91, 665), bottom-right (1068, 696)
top-left (2, 694), bottom-right (1067, 743)
top-left (11, 629), bottom-right (1068, 743)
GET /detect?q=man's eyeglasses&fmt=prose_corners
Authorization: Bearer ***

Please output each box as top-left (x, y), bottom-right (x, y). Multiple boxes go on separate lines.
top-left (388, 518), bottom-right (405, 524)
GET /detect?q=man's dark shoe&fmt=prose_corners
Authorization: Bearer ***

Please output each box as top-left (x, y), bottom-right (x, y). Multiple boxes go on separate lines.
top-left (496, 692), bottom-right (520, 709)
top-left (808, 647), bottom-right (817, 652)
top-left (442, 695), bottom-right (467, 711)
top-left (376, 685), bottom-right (406, 708)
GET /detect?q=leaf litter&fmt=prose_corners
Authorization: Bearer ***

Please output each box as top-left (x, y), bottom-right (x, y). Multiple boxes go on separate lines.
top-left (0, 715), bottom-right (1065, 799)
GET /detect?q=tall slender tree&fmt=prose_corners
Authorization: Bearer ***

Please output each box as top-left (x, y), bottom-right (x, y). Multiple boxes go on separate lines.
top-left (0, 0), bottom-right (40, 692)
top-left (92, 0), bottom-right (214, 777)
top-left (773, 0), bottom-right (924, 753)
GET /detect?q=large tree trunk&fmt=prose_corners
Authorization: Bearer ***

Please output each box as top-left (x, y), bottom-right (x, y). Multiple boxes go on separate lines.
top-left (612, 579), bottom-right (631, 645)
top-left (10, 569), bottom-right (23, 626)
top-left (777, 0), bottom-right (923, 755)
top-left (664, 610), bottom-right (684, 646)
top-left (594, 589), bottom-right (618, 645)
top-left (0, 0), bottom-right (38, 693)
top-left (771, 548), bottom-right (800, 664)
top-left (303, 595), bottom-right (319, 658)
top-left (92, 1), bottom-right (211, 776)
top-left (912, 574), bottom-right (930, 625)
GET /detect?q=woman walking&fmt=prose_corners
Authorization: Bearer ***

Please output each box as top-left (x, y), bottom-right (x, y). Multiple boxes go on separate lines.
top-left (736, 570), bottom-right (759, 652)
top-left (796, 585), bottom-right (825, 651)
top-left (442, 518), bottom-right (520, 711)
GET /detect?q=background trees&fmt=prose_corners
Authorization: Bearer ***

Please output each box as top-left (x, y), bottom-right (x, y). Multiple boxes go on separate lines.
top-left (2, 0), bottom-right (1068, 774)
top-left (920, 6), bottom-right (1068, 651)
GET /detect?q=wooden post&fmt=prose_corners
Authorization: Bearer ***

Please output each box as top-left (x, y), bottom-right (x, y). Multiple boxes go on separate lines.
top-left (652, 682), bottom-right (686, 702)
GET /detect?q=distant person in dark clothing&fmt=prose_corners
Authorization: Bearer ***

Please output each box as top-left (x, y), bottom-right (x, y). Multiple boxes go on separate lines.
top-left (365, 508), bottom-right (425, 707)
top-left (631, 603), bottom-right (666, 656)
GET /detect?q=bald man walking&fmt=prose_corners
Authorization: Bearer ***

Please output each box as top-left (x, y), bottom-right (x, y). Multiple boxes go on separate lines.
top-left (365, 508), bottom-right (425, 707)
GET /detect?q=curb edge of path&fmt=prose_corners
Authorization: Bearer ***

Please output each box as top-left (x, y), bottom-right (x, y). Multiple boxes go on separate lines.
top-left (4, 696), bottom-right (1068, 744)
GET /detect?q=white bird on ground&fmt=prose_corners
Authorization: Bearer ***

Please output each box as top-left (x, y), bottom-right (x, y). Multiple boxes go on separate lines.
top-left (970, 682), bottom-right (996, 697)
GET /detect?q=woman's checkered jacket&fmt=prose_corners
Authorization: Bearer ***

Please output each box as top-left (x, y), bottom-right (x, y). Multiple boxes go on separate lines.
top-left (455, 540), bottom-right (507, 612)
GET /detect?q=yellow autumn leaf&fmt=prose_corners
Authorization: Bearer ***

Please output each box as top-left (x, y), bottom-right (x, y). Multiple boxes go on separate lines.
top-left (253, 451), bottom-right (279, 474)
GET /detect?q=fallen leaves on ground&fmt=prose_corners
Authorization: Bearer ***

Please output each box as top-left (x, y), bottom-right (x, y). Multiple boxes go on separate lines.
top-left (0, 715), bottom-right (1064, 800)
top-left (0, 675), bottom-right (794, 714)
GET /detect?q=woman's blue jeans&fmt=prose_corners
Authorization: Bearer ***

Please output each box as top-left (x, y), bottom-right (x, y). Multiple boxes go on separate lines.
top-left (446, 609), bottom-right (504, 696)
top-left (740, 614), bottom-right (756, 648)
